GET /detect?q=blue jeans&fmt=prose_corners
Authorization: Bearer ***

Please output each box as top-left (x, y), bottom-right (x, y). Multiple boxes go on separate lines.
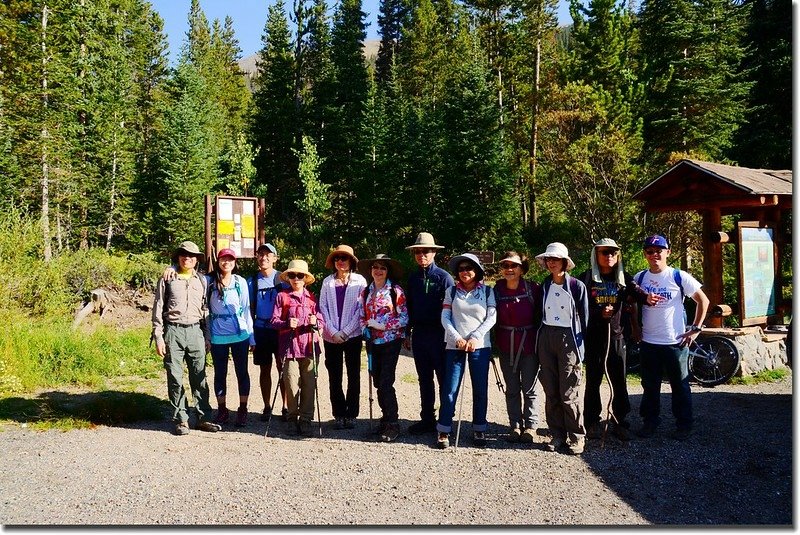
top-left (437, 347), bottom-right (491, 433)
top-left (211, 339), bottom-right (251, 399)
top-left (411, 326), bottom-right (447, 424)
top-left (639, 342), bottom-right (693, 429)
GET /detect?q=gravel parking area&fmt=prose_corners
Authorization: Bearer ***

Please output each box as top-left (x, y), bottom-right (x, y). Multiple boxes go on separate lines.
top-left (0, 350), bottom-right (792, 526)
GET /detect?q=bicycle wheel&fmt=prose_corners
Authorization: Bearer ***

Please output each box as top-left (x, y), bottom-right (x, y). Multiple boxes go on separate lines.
top-left (626, 341), bottom-right (641, 373)
top-left (688, 336), bottom-right (741, 386)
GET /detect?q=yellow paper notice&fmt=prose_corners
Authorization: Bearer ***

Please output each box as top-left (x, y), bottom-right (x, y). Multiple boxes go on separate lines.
top-left (217, 238), bottom-right (230, 250)
top-left (241, 215), bottom-right (255, 238)
top-left (217, 220), bottom-right (235, 235)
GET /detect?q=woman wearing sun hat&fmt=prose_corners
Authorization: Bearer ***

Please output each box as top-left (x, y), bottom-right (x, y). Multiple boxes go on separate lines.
top-left (271, 259), bottom-right (325, 437)
top-left (206, 248), bottom-right (255, 428)
top-left (493, 251), bottom-right (543, 443)
top-left (534, 242), bottom-right (588, 455)
top-left (436, 253), bottom-right (497, 449)
top-left (357, 254), bottom-right (409, 442)
top-left (319, 245), bottom-right (368, 429)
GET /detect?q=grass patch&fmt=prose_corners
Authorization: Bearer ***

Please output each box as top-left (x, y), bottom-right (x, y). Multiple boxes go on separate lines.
top-left (400, 373), bottom-right (418, 384)
top-left (729, 367), bottom-right (790, 386)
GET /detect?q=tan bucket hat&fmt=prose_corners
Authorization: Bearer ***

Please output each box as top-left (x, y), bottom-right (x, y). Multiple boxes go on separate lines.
top-left (357, 254), bottom-right (404, 283)
top-left (406, 232), bottom-right (444, 250)
top-left (325, 244), bottom-right (359, 270)
top-left (172, 240), bottom-right (205, 264)
top-left (279, 259), bottom-right (316, 285)
top-left (535, 242), bottom-right (575, 271)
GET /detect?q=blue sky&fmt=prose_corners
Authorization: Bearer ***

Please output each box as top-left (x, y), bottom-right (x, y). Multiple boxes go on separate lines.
top-left (149, 0), bottom-right (574, 63)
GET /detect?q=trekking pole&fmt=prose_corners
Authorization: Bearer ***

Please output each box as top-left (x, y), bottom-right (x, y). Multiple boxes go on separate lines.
top-left (453, 354), bottom-right (469, 451)
top-left (312, 325), bottom-right (323, 437)
top-left (363, 327), bottom-right (374, 435)
top-left (265, 328), bottom-right (293, 438)
top-left (490, 357), bottom-right (505, 394)
top-left (600, 322), bottom-right (615, 448)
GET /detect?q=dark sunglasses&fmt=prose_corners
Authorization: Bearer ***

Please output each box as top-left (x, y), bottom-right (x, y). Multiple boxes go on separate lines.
top-left (286, 272), bottom-right (302, 280)
top-left (500, 262), bottom-right (519, 270)
top-left (414, 248), bottom-right (435, 255)
top-left (644, 249), bottom-right (663, 256)
top-left (597, 249), bottom-right (618, 256)
top-left (543, 257), bottom-right (561, 262)
top-left (457, 264), bottom-right (474, 273)
top-left (332, 255), bottom-right (350, 262)
top-left (372, 264), bottom-right (388, 271)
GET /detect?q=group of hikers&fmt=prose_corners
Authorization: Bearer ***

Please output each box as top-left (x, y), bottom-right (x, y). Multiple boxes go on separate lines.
top-left (151, 231), bottom-right (709, 454)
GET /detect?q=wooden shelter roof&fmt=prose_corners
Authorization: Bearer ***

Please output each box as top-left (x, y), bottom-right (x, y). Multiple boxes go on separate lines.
top-left (633, 159), bottom-right (793, 213)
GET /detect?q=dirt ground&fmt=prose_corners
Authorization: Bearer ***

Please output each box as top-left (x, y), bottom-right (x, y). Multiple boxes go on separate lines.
top-left (2, 293), bottom-right (793, 526)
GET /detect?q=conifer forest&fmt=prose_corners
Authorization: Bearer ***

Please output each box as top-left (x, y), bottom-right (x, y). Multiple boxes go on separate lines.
top-left (0, 0), bottom-right (791, 267)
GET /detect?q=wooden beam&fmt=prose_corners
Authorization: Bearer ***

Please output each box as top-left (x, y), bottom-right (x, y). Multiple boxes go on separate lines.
top-left (702, 208), bottom-right (724, 328)
top-left (642, 197), bottom-right (785, 213)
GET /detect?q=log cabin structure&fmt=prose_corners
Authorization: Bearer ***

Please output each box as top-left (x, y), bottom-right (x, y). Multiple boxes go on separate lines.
top-left (633, 159), bottom-right (792, 328)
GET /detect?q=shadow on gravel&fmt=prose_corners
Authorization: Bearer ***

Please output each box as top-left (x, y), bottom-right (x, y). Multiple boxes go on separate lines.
top-left (580, 390), bottom-right (792, 526)
top-left (0, 390), bottom-right (168, 427)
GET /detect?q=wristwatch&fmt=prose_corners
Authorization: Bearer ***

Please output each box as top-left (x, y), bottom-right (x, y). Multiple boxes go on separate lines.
top-left (689, 324), bottom-right (704, 333)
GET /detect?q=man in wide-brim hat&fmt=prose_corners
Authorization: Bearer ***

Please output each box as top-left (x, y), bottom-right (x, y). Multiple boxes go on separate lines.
top-left (403, 232), bottom-right (455, 436)
top-left (153, 240), bottom-right (220, 436)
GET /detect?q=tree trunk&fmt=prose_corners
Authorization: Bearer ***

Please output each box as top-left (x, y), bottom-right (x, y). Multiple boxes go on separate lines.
top-left (528, 35), bottom-right (541, 228)
top-left (41, 3), bottom-right (51, 262)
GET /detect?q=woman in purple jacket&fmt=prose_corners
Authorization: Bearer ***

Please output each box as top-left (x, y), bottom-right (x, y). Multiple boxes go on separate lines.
top-left (271, 259), bottom-right (325, 437)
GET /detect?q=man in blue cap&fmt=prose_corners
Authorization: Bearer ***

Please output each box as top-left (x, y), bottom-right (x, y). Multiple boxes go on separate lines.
top-left (248, 242), bottom-right (289, 422)
top-left (634, 234), bottom-right (709, 441)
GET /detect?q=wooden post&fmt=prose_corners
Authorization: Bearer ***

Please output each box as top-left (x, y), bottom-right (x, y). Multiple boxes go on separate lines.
top-left (702, 208), bottom-right (724, 327)
top-left (205, 194), bottom-right (213, 272)
top-left (258, 198), bottom-right (266, 247)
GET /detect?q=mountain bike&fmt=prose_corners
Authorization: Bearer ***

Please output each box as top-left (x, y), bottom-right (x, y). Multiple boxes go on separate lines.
top-left (626, 336), bottom-right (741, 387)
top-left (688, 335), bottom-right (741, 387)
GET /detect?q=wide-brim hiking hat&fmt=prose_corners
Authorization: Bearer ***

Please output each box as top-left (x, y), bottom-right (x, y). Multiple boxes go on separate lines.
top-left (406, 232), bottom-right (444, 250)
top-left (643, 234), bottom-right (669, 249)
top-left (535, 242), bottom-right (575, 271)
top-left (497, 253), bottom-right (529, 275)
top-left (256, 243), bottom-right (278, 256)
top-left (357, 254), bottom-right (404, 283)
top-left (325, 244), bottom-right (359, 270)
top-left (217, 248), bottom-right (237, 261)
top-left (172, 241), bottom-right (205, 264)
top-left (448, 253), bottom-right (485, 280)
top-left (594, 237), bottom-right (620, 250)
top-left (280, 259), bottom-right (316, 285)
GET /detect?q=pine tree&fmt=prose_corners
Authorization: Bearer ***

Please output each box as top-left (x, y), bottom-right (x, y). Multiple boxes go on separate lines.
top-left (733, 0), bottom-right (791, 169)
top-left (250, 1), bottom-right (299, 223)
top-left (375, 0), bottom-right (410, 85)
top-left (639, 0), bottom-right (749, 164)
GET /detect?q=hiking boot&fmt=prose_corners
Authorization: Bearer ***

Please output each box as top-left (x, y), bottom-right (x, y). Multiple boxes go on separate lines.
top-left (173, 422), bottom-right (190, 436)
top-left (343, 418), bottom-right (356, 429)
top-left (507, 427), bottom-right (522, 442)
top-left (259, 408), bottom-right (272, 422)
top-left (408, 420), bottom-right (437, 435)
top-left (636, 422), bottom-right (658, 438)
top-left (670, 427), bottom-right (693, 441)
top-left (613, 422), bottom-right (631, 441)
top-left (472, 431), bottom-right (487, 448)
top-left (536, 428), bottom-right (551, 437)
top-left (235, 407), bottom-right (247, 427)
top-left (214, 407), bottom-right (229, 425)
top-left (546, 436), bottom-right (565, 452)
top-left (381, 423), bottom-right (400, 442)
top-left (586, 422), bottom-right (603, 440)
top-left (286, 418), bottom-right (299, 435)
top-left (436, 432), bottom-right (450, 449)
top-left (280, 407), bottom-right (289, 421)
top-left (334, 418), bottom-right (345, 430)
top-left (298, 419), bottom-right (314, 437)
top-left (567, 436), bottom-right (585, 455)
top-left (520, 428), bottom-right (535, 443)
top-left (196, 421), bottom-right (221, 433)
top-left (372, 422), bottom-right (387, 436)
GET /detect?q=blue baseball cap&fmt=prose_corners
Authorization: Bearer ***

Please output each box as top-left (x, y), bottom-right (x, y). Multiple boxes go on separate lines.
top-left (257, 243), bottom-right (278, 255)
top-left (643, 235), bottom-right (669, 249)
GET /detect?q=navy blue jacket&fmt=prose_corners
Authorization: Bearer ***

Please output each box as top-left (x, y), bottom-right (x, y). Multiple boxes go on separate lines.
top-left (405, 261), bottom-right (455, 334)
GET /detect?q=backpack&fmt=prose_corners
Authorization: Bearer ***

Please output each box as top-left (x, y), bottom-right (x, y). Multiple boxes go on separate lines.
top-left (207, 275), bottom-right (246, 333)
top-left (249, 271), bottom-right (281, 321)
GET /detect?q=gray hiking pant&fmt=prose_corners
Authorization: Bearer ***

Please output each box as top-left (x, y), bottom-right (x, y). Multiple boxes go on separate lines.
top-left (537, 325), bottom-right (585, 442)
top-left (164, 323), bottom-right (213, 424)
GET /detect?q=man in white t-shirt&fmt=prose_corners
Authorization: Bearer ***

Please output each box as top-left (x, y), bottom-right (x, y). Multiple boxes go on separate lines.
top-left (634, 235), bottom-right (709, 441)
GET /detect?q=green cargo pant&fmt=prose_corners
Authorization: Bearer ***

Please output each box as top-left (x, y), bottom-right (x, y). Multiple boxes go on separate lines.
top-left (164, 323), bottom-right (213, 424)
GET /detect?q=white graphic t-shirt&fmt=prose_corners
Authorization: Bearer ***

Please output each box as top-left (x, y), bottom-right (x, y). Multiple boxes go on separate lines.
top-left (635, 266), bottom-right (702, 345)
top-left (543, 283), bottom-right (573, 328)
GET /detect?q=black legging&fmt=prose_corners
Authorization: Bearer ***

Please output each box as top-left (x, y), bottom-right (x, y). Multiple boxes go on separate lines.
top-left (324, 336), bottom-right (363, 419)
